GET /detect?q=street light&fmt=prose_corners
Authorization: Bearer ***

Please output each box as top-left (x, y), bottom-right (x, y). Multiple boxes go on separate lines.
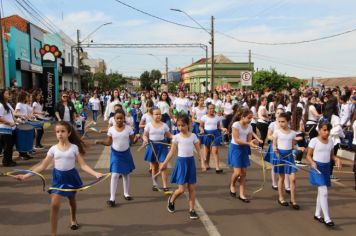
top-left (81, 22), bottom-right (113, 43)
top-left (170, 8), bottom-right (214, 93)
top-left (71, 22), bottom-right (112, 90)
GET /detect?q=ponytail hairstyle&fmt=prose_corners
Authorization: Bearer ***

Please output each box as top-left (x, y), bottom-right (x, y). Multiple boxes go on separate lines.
top-left (229, 108), bottom-right (252, 131)
top-left (278, 112), bottom-right (291, 122)
top-left (115, 109), bottom-right (126, 117)
top-left (318, 120), bottom-right (332, 131)
top-left (146, 99), bottom-right (154, 114)
top-left (56, 121), bottom-right (86, 155)
top-left (176, 113), bottom-right (190, 131)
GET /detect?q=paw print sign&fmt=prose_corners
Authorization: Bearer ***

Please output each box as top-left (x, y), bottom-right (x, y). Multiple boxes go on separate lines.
top-left (40, 44), bottom-right (62, 62)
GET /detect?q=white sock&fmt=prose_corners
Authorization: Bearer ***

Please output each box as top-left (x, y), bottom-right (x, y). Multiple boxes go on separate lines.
top-left (110, 173), bottom-right (120, 201)
top-left (271, 169), bottom-right (278, 187)
top-left (284, 174), bottom-right (290, 190)
top-left (318, 186), bottom-right (331, 223)
top-left (315, 190), bottom-right (321, 217)
top-left (122, 174), bottom-right (130, 197)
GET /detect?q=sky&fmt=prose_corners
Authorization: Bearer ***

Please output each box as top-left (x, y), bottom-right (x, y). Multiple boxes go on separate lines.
top-left (2, 0), bottom-right (356, 78)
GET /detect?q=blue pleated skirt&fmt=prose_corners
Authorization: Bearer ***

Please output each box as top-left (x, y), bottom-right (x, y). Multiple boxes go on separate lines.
top-left (192, 122), bottom-right (203, 142)
top-left (273, 149), bottom-right (297, 174)
top-left (309, 161), bottom-right (331, 187)
top-left (48, 168), bottom-right (83, 197)
top-left (144, 140), bottom-right (168, 163)
top-left (110, 148), bottom-right (135, 174)
top-left (201, 129), bottom-right (222, 147)
top-left (170, 156), bottom-right (197, 185)
top-left (228, 143), bottom-right (251, 168)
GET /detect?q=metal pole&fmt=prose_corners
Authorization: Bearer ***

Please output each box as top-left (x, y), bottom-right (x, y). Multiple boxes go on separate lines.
top-left (0, 10), bottom-right (6, 89)
top-left (165, 57), bottom-right (168, 83)
top-left (77, 29), bottom-right (80, 91)
top-left (205, 45), bottom-right (208, 95)
top-left (71, 46), bottom-right (74, 90)
top-left (211, 16), bottom-right (215, 92)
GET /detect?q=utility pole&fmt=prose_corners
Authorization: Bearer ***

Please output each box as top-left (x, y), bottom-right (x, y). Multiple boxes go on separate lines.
top-left (76, 29), bottom-right (80, 91)
top-left (165, 57), bottom-right (168, 83)
top-left (248, 49), bottom-right (252, 71)
top-left (0, 11), bottom-right (6, 89)
top-left (211, 16), bottom-right (215, 92)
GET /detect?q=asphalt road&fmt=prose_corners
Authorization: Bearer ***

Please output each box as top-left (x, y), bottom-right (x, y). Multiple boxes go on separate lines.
top-left (1, 117), bottom-right (355, 236)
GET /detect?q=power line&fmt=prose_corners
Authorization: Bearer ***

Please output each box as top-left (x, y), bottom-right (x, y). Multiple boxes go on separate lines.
top-left (114, 0), bottom-right (356, 46)
top-left (22, 0), bottom-right (61, 33)
top-left (113, 0), bottom-right (200, 30)
top-left (14, 0), bottom-right (57, 34)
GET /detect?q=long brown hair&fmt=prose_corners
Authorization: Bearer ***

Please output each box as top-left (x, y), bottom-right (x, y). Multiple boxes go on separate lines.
top-left (56, 121), bottom-right (86, 155)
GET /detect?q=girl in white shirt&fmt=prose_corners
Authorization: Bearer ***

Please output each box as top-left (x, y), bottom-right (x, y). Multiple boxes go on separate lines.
top-left (17, 121), bottom-right (103, 235)
top-left (304, 96), bottom-right (321, 139)
top-left (191, 96), bottom-right (207, 137)
top-left (200, 104), bottom-right (227, 173)
top-left (228, 108), bottom-right (258, 203)
top-left (0, 89), bottom-right (17, 166)
top-left (173, 91), bottom-right (190, 114)
top-left (139, 100), bottom-right (154, 130)
top-left (104, 89), bottom-right (121, 121)
top-left (96, 110), bottom-right (138, 207)
top-left (161, 114), bottom-right (201, 220)
top-left (257, 96), bottom-right (270, 148)
top-left (306, 122), bottom-right (341, 227)
top-left (143, 108), bottom-right (172, 192)
top-left (273, 113), bottom-right (304, 210)
top-left (211, 91), bottom-right (222, 109)
top-left (157, 92), bottom-right (172, 129)
top-left (14, 91), bottom-right (30, 120)
top-left (89, 93), bottom-right (101, 124)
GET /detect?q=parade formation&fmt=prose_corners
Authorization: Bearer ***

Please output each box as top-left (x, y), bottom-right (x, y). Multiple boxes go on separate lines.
top-left (1, 1), bottom-right (356, 236)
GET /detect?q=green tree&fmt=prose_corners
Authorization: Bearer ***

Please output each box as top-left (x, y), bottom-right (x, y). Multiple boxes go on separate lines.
top-left (140, 71), bottom-right (153, 90)
top-left (252, 69), bottom-right (301, 92)
top-left (168, 81), bottom-right (179, 93)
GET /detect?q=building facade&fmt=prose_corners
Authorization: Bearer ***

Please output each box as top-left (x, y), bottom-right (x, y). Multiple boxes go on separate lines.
top-left (181, 55), bottom-right (254, 92)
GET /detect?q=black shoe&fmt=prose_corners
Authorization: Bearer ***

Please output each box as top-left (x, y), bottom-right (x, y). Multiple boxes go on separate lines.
top-left (167, 195), bottom-right (175, 213)
top-left (189, 210), bottom-right (199, 220)
top-left (278, 199), bottom-right (289, 207)
top-left (124, 196), bottom-right (133, 201)
top-left (163, 187), bottom-right (170, 193)
top-left (325, 221), bottom-right (335, 227)
top-left (238, 196), bottom-right (250, 203)
top-left (285, 189), bottom-right (291, 194)
top-left (230, 191), bottom-right (236, 198)
top-left (314, 216), bottom-right (324, 224)
top-left (70, 224), bottom-right (80, 230)
top-left (272, 186), bottom-right (278, 191)
top-left (152, 185), bottom-right (158, 192)
top-left (2, 161), bottom-right (17, 167)
top-left (290, 202), bottom-right (300, 210)
top-left (20, 154), bottom-right (33, 160)
top-left (34, 145), bottom-right (44, 150)
top-left (106, 200), bottom-right (116, 207)
top-left (215, 169), bottom-right (223, 174)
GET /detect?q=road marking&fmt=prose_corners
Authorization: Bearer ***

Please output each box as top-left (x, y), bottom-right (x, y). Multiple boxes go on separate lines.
top-left (185, 193), bottom-right (221, 236)
top-left (95, 146), bottom-right (111, 169)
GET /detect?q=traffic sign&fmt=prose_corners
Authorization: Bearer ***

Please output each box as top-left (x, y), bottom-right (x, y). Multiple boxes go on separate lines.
top-left (241, 71), bottom-right (252, 86)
